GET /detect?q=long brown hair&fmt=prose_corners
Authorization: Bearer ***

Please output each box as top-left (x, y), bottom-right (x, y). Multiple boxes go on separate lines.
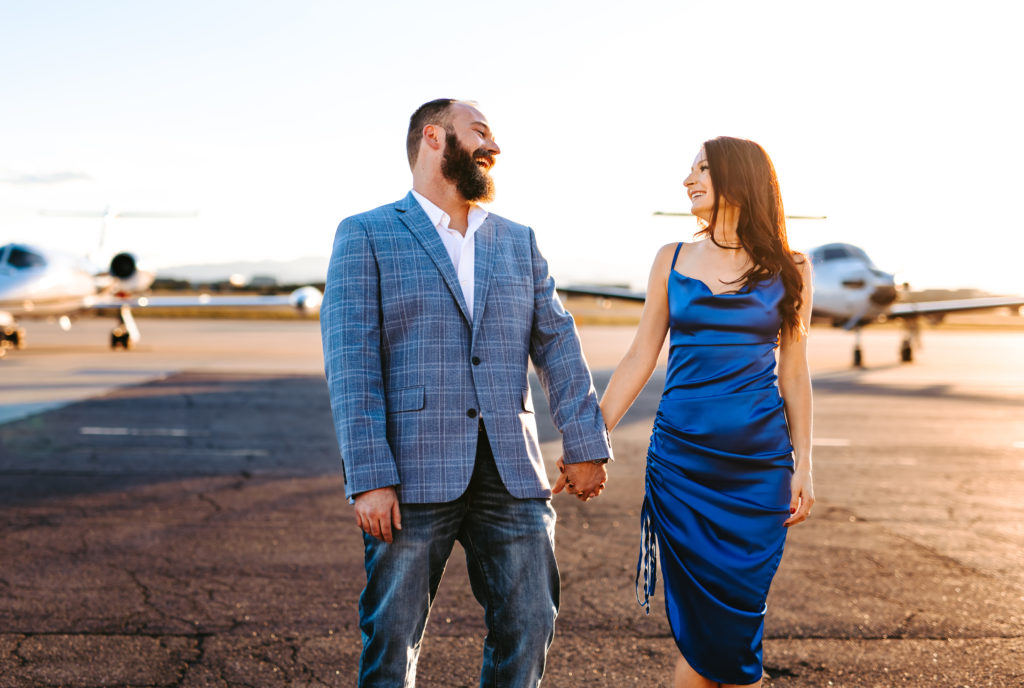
top-left (699, 136), bottom-right (804, 335)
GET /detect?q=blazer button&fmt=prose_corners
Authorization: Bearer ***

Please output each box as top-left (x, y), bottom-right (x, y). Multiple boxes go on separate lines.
top-left (471, 356), bottom-right (481, 365)
top-left (466, 409), bottom-right (478, 418)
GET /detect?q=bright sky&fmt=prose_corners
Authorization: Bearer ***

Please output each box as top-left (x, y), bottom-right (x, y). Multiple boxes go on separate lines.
top-left (2, 0), bottom-right (1022, 293)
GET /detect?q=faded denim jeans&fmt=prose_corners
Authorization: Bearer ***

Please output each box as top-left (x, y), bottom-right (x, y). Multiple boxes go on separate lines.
top-left (357, 425), bottom-right (559, 687)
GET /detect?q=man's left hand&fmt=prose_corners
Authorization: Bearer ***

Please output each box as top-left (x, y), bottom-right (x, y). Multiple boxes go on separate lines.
top-left (552, 456), bottom-right (607, 501)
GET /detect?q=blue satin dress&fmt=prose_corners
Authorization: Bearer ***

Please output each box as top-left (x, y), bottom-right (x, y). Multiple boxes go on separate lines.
top-left (637, 243), bottom-right (793, 685)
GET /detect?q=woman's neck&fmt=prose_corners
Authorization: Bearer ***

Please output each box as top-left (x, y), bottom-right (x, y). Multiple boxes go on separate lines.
top-left (709, 204), bottom-right (741, 248)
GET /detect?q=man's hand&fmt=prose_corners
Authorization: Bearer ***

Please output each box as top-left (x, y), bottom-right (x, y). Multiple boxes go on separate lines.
top-left (353, 486), bottom-right (402, 543)
top-left (552, 456), bottom-right (607, 501)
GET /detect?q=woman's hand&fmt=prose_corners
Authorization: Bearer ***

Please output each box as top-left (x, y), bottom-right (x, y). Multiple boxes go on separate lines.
top-left (552, 456), bottom-right (568, 493)
top-left (784, 469), bottom-right (814, 527)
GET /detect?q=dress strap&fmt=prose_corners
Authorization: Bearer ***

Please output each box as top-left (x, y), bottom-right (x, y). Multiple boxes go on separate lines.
top-left (636, 494), bottom-right (658, 614)
top-left (670, 242), bottom-right (683, 270)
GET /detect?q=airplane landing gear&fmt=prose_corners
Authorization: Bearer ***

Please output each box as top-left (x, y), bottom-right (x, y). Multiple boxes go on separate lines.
top-left (1, 325), bottom-right (26, 350)
top-left (900, 338), bottom-right (913, 362)
top-left (110, 326), bottom-right (133, 349)
top-left (109, 305), bottom-right (140, 350)
top-left (852, 328), bottom-right (864, 368)
top-left (899, 316), bottom-right (920, 364)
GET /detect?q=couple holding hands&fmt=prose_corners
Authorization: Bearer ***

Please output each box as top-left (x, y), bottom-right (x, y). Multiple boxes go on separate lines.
top-left (321, 98), bottom-right (814, 688)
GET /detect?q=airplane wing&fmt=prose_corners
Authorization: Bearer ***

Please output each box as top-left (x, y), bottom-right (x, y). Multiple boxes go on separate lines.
top-left (88, 287), bottom-right (323, 313)
top-left (887, 296), bottom-right (1024, 318)
top-left (559, 284), bottom-right (1024, 321)
top-left (557, 284), bottom-right (645, 302)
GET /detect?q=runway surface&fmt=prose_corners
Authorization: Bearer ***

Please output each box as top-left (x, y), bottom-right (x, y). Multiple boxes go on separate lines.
top-left (2, 319), bottom-right (1023, 687)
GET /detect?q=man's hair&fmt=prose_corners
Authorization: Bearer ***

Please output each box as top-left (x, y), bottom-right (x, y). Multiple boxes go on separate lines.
top-left (406, 98), bottom-right (472, 168)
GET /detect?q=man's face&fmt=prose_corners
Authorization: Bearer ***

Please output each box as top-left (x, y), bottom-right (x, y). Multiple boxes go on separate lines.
top-left (440, 105), bottom-right (500, 203)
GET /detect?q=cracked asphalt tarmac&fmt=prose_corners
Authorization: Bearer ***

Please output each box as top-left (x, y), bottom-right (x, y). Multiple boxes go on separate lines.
top-left (1, 322), bottom-right (1023, 687)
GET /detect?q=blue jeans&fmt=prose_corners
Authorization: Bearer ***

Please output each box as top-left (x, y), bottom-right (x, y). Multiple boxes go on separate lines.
top-left (358, 424), bottom-right (559, 687)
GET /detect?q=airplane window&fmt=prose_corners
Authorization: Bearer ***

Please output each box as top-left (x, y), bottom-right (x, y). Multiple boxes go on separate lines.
top-left (849, 246), bottom-right (875, 266)
top-left (822, 246), bottom-right (850, 261)
top-left (8, 247), bottom-right (47, 269)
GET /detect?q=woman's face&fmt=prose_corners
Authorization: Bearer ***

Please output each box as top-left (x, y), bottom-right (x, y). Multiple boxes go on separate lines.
top-left (684, 148), bottom-right (714, 221)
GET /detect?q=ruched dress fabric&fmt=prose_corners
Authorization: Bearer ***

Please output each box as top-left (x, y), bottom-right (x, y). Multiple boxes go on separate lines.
top-left (637, 245), bottom-right (794, 685)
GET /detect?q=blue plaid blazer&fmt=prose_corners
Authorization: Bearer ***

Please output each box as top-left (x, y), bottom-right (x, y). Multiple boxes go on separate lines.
top-left (321, 192), bottom-right (611, 503)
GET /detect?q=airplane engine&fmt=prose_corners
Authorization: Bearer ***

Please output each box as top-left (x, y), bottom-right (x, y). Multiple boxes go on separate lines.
top-left (289, 286), bottom-right (323, 314)
top-left (106, 252), bottom-right (154, 295)
top-left (110, 252), bottom-right (137, 279)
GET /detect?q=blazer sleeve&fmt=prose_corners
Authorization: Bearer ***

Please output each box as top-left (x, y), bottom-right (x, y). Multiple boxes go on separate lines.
top-left (321, 217), bottom-right (401, 497)
top-left (526, 228), bottom-right (613, 465)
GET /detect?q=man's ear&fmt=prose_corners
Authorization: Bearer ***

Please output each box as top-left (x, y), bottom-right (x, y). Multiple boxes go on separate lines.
top-left (422, 123), bottom-right (445, 152)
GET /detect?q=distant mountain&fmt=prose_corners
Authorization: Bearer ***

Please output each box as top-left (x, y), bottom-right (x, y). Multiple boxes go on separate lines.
top-left (157, 256), bottom-right (328, 284)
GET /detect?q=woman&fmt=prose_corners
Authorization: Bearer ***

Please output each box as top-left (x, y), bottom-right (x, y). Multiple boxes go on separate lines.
top-left (562, 137), bottom-right (814, 687)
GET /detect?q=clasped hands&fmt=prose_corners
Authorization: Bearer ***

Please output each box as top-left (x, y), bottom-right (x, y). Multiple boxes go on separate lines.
top-left (355, 457), bottom-right (609, 543)
top-left (551, 456), bottom-right (607, 502)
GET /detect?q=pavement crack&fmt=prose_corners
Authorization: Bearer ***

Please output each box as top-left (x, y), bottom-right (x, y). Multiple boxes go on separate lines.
top-left (890, 532), bottom-right (992, 579)
top-left (893, 610), bottom-right (919, 638)
top-left (197, 492), bottom-right (224, 515)
top-left (10, 633), bottom-right (29, 670)
top-left (170, 633), bottom-right (215, 688)
top-left (120, 567), bottom-right (196, 632)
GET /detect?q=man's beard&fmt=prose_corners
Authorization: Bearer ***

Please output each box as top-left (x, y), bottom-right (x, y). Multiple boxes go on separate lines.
top-left (441, 128), bottom-right (495, 203)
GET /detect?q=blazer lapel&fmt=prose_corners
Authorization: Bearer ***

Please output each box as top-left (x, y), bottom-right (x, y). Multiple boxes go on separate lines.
top-left (393, 192), bottom-right (472, 324)
top-left (471, 215), bottom-right (496, 334)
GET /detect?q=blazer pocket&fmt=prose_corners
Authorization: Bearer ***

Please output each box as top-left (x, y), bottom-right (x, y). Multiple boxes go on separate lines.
top-left (386, 385), bottom-right (425, 414)
top-left (521, 388), bottom-right (535, 413)
top-left (493, 273), bottom-right (531, 283)
top-left (492, 273), bottom-right (531, 289)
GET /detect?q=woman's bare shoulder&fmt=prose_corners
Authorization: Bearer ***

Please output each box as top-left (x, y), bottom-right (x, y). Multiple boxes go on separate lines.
top-left (792, 251), bottom-right (813, 276)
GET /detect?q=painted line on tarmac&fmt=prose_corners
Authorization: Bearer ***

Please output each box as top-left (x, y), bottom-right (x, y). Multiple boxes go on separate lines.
top-left (814, 437), bottom-right (852, 447)
top-left (79, 426), bottom-right (193, 437)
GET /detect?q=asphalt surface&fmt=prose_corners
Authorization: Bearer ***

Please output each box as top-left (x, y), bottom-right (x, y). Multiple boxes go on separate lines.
top-left (2, 320), bottom-right (1023, 687)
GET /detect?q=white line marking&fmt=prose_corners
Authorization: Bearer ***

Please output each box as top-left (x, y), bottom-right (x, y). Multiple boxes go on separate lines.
top-left (1013, 441), bottom-right (1024, 449)
top-left (814, 438), bottom-right (852, 447)
top-left (79, 427), bottom-right (190, 437)
top-left (209, 449), bottom-right (270, 457)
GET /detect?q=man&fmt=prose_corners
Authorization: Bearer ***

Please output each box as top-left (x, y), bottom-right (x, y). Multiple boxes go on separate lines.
top-left (321, 98), bottom-right (611, 687)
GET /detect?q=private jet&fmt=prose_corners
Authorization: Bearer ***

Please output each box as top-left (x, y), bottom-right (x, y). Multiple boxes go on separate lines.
top-left (559, 241), bottom-right (1024, 367)
top-left (0, 242), bottom-right (322, 355)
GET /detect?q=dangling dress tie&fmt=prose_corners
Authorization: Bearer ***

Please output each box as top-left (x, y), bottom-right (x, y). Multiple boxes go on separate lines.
top-left (635, 495), bottom-right (658, 614)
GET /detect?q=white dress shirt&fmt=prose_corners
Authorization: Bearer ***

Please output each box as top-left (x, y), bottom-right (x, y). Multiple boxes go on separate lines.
top-left (411, 189), bottom-right (489, 319)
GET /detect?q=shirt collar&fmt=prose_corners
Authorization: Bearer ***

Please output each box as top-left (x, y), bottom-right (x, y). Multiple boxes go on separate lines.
top-left (411, 189), bottom-right (489, 235)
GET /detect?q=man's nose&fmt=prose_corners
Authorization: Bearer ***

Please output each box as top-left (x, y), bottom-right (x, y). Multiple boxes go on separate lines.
top-left (488, 140), bottom-right (501, 155)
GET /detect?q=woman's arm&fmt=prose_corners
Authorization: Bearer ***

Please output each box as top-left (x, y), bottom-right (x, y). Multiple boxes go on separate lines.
top-left (779, 255), bottom-right (815, 526)
top-left (599, 243), bottom-right (676, 431)
top-left (552, 243), bottom-right (675, 497)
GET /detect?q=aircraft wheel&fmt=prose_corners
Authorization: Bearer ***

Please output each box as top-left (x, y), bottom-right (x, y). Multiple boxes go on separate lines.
top-left (853, 347), bottom-right (863, 368)
top-left (110, 328), bottom-right (132, 350)
top-left (12, 327), bottom-right (26, 350)
top-left (900, 342), bottom-right (913, 363)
